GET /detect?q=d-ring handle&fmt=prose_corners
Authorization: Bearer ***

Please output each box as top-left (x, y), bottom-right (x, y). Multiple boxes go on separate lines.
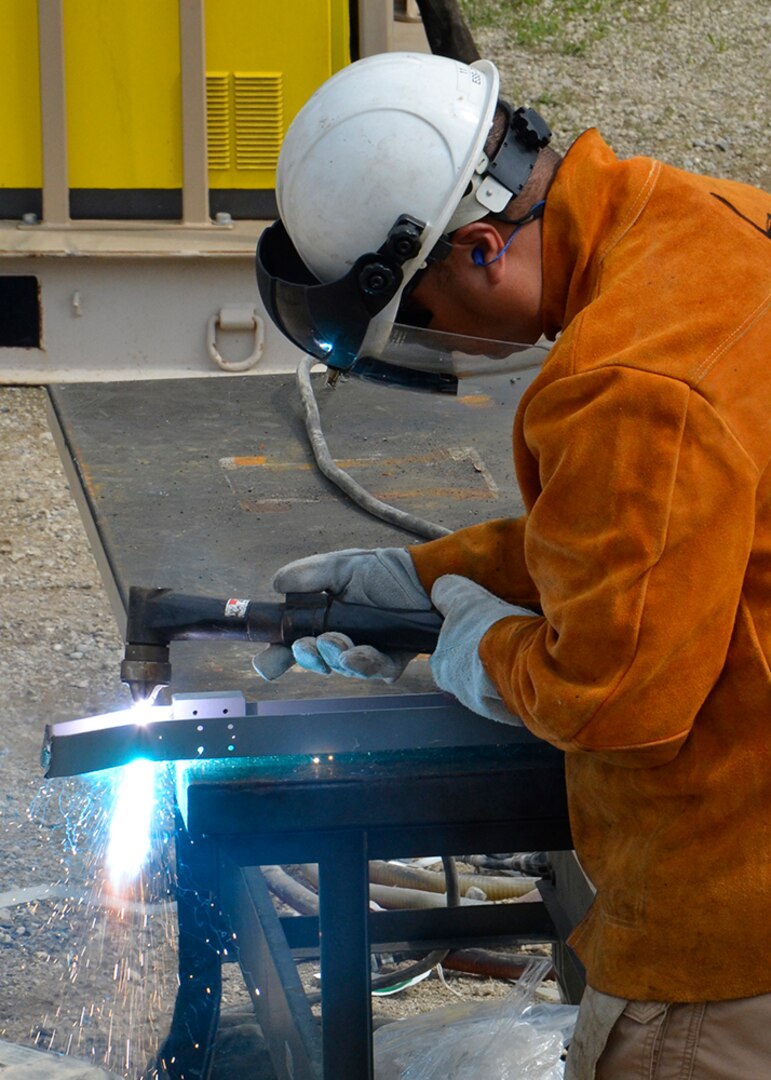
top-left (207, 304), bottom-right (265, 372)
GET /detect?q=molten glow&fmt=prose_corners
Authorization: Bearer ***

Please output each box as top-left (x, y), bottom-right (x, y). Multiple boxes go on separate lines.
top-left (129, 699), bottom-right (158, 726)
top-left (106, 759), bottom-right (157, 887)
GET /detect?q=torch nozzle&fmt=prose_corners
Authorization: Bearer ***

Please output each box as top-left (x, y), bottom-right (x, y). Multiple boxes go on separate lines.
top-left (120, 643), bottom-right (172, 704)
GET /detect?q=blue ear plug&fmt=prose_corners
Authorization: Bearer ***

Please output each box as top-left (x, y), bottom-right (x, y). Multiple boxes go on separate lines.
top-left (473, 228), bottom-right (520, 267)
top-left (471, 200), bottom-right (547, 267)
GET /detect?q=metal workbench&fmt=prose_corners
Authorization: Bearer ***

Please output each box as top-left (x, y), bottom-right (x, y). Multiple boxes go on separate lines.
top-left (47, 375), bottom-right (589, 1080)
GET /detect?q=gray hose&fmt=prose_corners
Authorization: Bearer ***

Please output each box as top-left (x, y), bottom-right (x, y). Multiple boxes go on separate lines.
top-left (296, 357), bottom-right (451, 540)
top-left (466, 852), bottom-right (553, 877)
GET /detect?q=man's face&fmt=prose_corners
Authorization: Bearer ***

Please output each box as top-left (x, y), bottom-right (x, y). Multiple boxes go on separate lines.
top-left (400, 218), bottom-right (545, 347)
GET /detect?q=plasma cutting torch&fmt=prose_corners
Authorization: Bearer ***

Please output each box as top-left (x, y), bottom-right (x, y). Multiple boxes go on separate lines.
top-left (120, 584), bottom-right (443, 703)
top-left (42, 585), bottom-right (446, 779)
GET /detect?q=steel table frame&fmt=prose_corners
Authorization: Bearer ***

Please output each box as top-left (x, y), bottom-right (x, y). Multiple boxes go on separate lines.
top-left (156, 735), bottom-right (585, 1080)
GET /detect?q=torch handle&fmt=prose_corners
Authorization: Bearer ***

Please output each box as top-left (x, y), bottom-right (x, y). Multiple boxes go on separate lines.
top-left (124, 585), bottom-right (443, 653)
top-left (281, 592), bottom-right (443, 653)
top-left (121, 585), bottom-right (444, 700)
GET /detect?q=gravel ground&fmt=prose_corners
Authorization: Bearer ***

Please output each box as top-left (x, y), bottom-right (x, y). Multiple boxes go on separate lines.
top-left (473, 0), bottom-right (769, 190)
top-left (0, 3), bottom-right (768, 1076)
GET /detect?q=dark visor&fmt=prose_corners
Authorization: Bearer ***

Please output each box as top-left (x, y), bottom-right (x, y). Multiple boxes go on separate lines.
top-left (256, 218), bottom-right (421, 372)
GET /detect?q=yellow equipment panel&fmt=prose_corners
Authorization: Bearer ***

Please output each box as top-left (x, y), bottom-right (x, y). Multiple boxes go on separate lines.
top-left (205, 0), bottom-right (350, 191)
top-left (0, 0), bottom-right (350, 218)
top-left (0, 0), bottom-right (42, 187)
top-left (64, 0), bottom-right (182, 189)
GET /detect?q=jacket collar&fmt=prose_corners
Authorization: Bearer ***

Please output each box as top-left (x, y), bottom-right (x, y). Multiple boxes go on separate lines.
top-left (541, 129), bottom-right (661, 340)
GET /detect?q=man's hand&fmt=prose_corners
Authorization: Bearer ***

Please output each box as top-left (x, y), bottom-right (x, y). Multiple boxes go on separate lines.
top-left (253, 548), bottom-right (431, 682)
top-left (430, 574), bottom-right (536, 722)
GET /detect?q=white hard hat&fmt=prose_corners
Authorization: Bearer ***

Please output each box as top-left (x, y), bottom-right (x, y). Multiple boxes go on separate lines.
top-left (276, 52), bottom-right (501, 284)
top-left (256, 52), bottom-right (552, 392)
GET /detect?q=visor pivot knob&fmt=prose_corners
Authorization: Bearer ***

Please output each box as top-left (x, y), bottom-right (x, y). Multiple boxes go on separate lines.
top-left (386, 216), bottom-right (425, 262)
top-left (359, 262), bottom-right (397, 296)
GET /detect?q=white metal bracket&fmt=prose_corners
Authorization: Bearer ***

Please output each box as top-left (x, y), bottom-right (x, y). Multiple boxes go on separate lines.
top-left (207, 304), bottom-right (265, 372)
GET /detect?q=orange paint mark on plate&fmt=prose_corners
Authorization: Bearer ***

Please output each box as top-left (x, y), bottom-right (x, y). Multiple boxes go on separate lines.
top-left (230, 455), bottom-right (268, 467)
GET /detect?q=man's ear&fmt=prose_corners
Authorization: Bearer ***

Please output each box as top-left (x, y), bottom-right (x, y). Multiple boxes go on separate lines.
top-left (452, 221), bottom-right (509, 280)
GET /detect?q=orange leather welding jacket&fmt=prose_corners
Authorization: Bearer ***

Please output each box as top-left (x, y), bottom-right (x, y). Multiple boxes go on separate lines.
top-left (410, 130), bottom-right (771, 1002)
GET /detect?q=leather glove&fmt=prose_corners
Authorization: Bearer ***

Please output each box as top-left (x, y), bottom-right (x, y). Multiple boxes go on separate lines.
top-left (252, 548), bottom-right (431, 682)
top-left (430, 574), bottom-right (536, 723)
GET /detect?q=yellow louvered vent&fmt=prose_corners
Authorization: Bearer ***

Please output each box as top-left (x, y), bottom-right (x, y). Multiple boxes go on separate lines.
top-left (234, 72), bottom-right (284, 171)
top-left (206, 73), bottom-right (231, 170)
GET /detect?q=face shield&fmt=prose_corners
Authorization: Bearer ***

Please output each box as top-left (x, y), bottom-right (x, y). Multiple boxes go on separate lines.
top-left (354, 319), bottom-right (549, 391)
top-left (256, 216), bottom-right (549, 394)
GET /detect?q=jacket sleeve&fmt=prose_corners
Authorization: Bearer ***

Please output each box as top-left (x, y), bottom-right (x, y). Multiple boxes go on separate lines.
top-left (479, 366), bottom-right (756, 767)
top-left (409, 515), bottom-right (541, 609)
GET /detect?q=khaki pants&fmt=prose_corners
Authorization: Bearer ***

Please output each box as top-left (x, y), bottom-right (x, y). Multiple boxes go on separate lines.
top-left (566, 985), bottom-right (771, 1080)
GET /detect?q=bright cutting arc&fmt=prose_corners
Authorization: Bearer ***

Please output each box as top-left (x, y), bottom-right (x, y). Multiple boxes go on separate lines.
top-left (106, 758), bottom-right (158, 887)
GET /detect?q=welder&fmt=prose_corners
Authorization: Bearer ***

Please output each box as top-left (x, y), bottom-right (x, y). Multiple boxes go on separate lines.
top-left (254, 52), bottom-right (771, 1079)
